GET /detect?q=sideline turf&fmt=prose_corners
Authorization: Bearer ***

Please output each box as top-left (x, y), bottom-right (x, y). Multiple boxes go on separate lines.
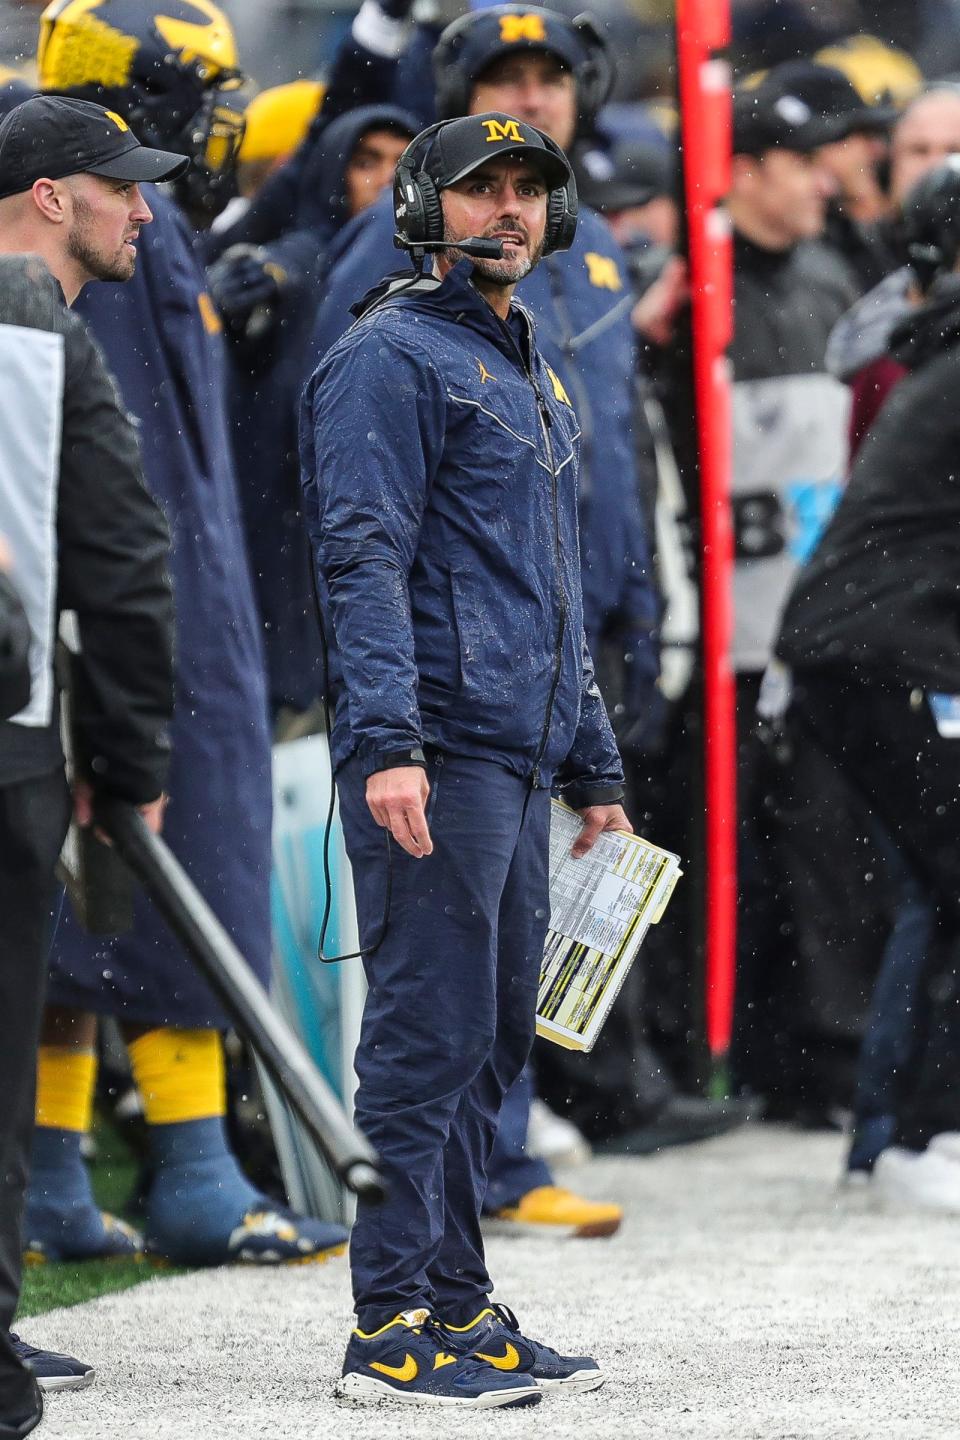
top-left (16, 1117), bottom-right (188, 1319)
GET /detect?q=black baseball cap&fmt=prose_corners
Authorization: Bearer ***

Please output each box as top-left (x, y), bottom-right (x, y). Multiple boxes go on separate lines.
top-left (576, 136), bottom-right (675, 212)
top-left (766, 60), bottom-right (895, 136)
top-left (421, 112), bottom-right (571, 191)
top-left (733, 76), bottom-right (849, 157)
top-left (0, 95), bottom-right (189, 201)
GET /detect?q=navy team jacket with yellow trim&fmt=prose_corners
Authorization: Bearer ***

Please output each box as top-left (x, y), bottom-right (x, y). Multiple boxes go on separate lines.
top-left (309, 193), bottom-right (658, 669)
top-left (301, 262), bottom-right (625, 804)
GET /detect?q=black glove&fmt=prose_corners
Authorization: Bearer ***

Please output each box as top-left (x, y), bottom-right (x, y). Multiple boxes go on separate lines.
top-left (206, 243), bottom-right (290, 333)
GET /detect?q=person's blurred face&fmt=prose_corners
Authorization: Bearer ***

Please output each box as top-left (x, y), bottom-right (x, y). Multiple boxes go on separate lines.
top-left (816, 130), bottom-right (889, 223)
top-left (440, 157), bottom-right (548, 285)
top-left (62, 172), bottom-right (153, 282)
top-left (344, 127), bottom-right (411, 218)
top-left (607, 196), bottom-right (679, 250)
top-left (470, 51), bottom-right (577, 153)
top-left (730, 147), bottom-right (836, 248)
top-left (890, 91), bottom-right (960, 206)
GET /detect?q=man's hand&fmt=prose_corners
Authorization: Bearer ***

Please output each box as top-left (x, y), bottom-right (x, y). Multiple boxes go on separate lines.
top-left (366, 767), bottom-right (433, 859)
top-left (138, 795), bottom-right (167, 835)
top-left (571, 803), bottom-right (633, 858)
top-left (73, 781), bottom-right (167, 839)
top-left (630, 255), bottom-right (688, 347)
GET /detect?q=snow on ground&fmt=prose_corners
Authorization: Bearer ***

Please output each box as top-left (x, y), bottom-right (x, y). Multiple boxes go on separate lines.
top-left (32, 1126), bottom-right (960, 1440)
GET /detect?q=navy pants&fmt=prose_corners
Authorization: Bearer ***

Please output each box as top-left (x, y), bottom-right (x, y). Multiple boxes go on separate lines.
top-left (484, 1065), bottom-right (550, 1213)
top-left (337, 752), bottom-right (550, 1331)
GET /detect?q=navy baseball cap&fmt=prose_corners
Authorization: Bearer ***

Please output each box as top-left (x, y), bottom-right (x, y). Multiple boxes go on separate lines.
top-left (442, 5), bottom-right (591, 82)
top-left (422, 112), bottom-right (571, 190)
top-left (0, 95), bottom-right (188, 201)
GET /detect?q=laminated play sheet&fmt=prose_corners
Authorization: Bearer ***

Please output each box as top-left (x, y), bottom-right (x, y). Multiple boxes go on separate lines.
top-left (537, 801), bottom-right (682, 1052)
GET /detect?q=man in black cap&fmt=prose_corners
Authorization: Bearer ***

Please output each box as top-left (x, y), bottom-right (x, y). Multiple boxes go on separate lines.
top-left (303, 113), bottom-right (626, 1408)
top-left (766, 59), bottom-right (898, 289)
top-left (0, 94), bottom-right (178, 1435)
top-left (0, 95), bottom-right (187, 297)
top-left (726, 71), bottom-right (874, 1120)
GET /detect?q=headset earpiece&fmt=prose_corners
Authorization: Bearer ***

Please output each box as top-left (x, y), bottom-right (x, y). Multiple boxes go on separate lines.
top-left (541, 133), bottom-right (578, 255)
top-left (394, 122), bottom-right (448, 247)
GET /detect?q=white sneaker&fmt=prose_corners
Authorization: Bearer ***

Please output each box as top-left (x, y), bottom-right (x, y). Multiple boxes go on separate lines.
top-left (872, 1145), bottom-right (960, 1213)
top-left (526, 1099), bottom-right (592, 1167)
top-left (929, 1132), bottom-right (960, 1164)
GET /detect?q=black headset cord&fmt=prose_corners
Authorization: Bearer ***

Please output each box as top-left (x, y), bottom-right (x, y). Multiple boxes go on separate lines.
top-left (308, 553), bottom-right (393, 964)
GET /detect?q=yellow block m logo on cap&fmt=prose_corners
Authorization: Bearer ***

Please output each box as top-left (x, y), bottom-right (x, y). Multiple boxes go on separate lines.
top-left (481, 118), bottom-right (526, 144)
top-left (499, 14), bottom-right (547, 43)
top-left (103, 108), bottom-right (129, 133)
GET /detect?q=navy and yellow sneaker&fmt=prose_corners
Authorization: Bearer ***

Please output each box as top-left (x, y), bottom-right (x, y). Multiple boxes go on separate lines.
top-left (336, 1309), bottom-right (542, 1408)
top-left (440, 1303), bottom-right (605, 1394)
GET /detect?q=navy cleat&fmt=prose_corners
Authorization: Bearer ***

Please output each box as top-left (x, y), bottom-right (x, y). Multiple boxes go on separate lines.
top-left (10, 1335), bottom-right (95, 1393)
top-left (440, 1303), bottom-right (605, 1393)
top-left (336, 1309), bottom-right (542, 1409)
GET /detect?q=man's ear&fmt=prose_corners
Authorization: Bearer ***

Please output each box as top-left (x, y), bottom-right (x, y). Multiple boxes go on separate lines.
top-left (31, 177), bottom-right (69, 226)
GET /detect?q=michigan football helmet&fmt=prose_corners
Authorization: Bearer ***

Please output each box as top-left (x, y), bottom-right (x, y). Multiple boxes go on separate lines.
top-left (38, 0), bottom-right (246, 220)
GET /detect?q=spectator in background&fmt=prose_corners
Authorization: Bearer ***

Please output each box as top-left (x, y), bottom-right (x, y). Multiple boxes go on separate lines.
top-left (776, 159), bottom-right (960, 1210)
top-left (725, 70), bottom-right (873, 1118)
top-left (762, 59), bottom-right (897, 290)
top-left (0, 94), bottom-right (178, 1426)
top-left (826, 84), bottom-right (960, 455)
top-left (26, 0), bottom-right (346, 1269)
top-left (209, 97), bottom-right (417, 721)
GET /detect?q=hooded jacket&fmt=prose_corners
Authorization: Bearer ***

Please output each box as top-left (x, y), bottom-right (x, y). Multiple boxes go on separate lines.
top-left (221, 106), bottom-right (417, 715)
top-left (778, 276), bottom-right (960, 692)
top-left (301, 262), bottom-right (624, 802)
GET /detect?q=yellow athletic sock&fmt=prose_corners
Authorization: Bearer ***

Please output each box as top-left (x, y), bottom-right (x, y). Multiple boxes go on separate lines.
top-left (35, 1046), bottom-right (97, 1133)
top-left (127, 1027), bottom-right (226, 1126)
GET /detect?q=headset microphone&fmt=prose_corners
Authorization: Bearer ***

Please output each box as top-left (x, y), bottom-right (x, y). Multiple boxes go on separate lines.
top-left (394, 234), bottom-right (505, 260)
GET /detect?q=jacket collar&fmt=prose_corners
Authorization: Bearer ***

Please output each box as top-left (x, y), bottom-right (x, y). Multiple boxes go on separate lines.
top-left (352, 260), bottom-right (535, 370)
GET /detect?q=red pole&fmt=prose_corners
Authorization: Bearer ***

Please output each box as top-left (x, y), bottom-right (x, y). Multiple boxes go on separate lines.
top-left (675, 0), bottom-right (737, 1058)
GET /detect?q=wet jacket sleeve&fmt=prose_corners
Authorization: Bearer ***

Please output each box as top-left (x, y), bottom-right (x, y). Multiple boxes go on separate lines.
top-left (0, 570), bottom-right (31, 721)
top-left (58, 320), bottom-right (174, 804)
top-left (303, 331), bottom-right (446, 772)
top-left (556, 631), bottom-right (626, 809)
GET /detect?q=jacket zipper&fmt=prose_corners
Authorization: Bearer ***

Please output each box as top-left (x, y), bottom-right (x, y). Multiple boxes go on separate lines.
top-left (495, 308), bottom-right (569, 789)
top-left (529, 375), bottom-right (568, 790)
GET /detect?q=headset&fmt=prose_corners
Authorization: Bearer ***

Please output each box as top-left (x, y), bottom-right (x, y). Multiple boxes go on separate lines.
top-left (432, 6), bottom-right (614, 133)
top-left (392, 117), bottom-right (579, 263)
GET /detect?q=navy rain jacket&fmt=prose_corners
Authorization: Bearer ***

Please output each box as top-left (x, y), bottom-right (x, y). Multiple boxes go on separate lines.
top-left (301, 263), bottom-right (624, 802)
top-left (49, 189), bottom-right (272, 1027)
top-left (310, 191), bottom-right (659, 674)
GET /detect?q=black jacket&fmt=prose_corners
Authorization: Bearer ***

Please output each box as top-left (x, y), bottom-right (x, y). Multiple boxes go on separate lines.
top-left (0, 571), bottom-right (31, 721)
top-left (0, 257), bottom-right (174, 802)
top-left (778, 277), bottom-right (960, 692)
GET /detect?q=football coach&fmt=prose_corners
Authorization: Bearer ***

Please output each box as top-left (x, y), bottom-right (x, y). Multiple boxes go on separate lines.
top-left (301, 112), bottom-right (630, 1409)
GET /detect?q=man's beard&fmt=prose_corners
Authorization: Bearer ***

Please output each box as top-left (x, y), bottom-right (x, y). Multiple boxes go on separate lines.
top-left (442, 221), bottom-right (545, 286)
top-left (66, 195), bottom-right (136, 283)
